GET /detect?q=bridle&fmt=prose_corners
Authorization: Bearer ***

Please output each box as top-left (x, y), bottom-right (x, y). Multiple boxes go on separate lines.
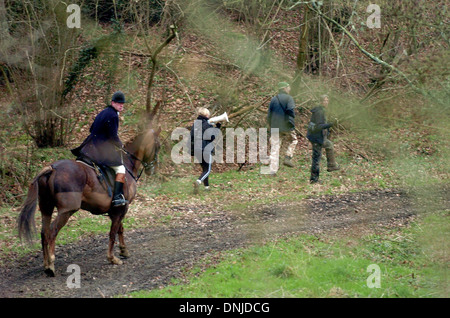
top-left (124, 130), bottom-right (160, 181)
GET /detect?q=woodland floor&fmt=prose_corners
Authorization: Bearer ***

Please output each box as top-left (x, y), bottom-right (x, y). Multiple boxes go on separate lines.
top-left (1, 188), bottom-right (442, 298)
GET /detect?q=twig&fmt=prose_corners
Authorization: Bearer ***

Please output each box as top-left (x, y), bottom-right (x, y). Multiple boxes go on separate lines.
top-left (163, 62), bottom-right (195, 111)
top-left (307, 3), bottom-right (445, 106)
top-left (229, 96), bottom-right (271, 120)
top-left (146, 25), bottom-right (177, 114)
top-left (294, 127), bottom-right (305, 138)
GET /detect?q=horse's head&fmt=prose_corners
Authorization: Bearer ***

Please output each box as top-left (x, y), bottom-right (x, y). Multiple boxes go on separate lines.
top-left (126, 126), bottom-right (161, 177)
top-left (141, 127), bottom-right (161, 176)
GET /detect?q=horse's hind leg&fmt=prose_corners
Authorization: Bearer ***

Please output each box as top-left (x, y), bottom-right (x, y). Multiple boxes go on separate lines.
top-left (46, 210), bottom-right (76, 276)
top-left (37, 172), bottom-right (55, 276)
top-left (40, 204), bottom-right (54, 275)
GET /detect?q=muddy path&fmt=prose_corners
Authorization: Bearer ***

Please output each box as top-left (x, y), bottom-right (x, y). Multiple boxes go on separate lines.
top-left (0, 189), bottom-right (440, 298)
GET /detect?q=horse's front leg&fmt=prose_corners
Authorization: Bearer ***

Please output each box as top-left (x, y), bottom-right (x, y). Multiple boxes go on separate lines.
top-left (118, 222), bottom-right (130, 258)
top-left (107, 210), bottom-right (125, 265)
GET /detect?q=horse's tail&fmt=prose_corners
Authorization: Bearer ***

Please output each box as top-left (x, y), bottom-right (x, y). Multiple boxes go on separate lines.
top-left (17, 166), bottom-right (53, 243)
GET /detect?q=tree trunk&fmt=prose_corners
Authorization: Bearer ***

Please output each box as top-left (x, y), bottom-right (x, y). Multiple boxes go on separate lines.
top-left (296, 4), bottom-right (309, 75)
top-left (145, 25), bottom-right (177, 115)
top-left (292, 4), bottom-right (309, 95)
top-left (0, 0), bottom-right (9, 41)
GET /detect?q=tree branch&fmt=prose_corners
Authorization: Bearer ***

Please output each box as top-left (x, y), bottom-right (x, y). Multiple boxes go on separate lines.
top-left (307, 3), bottom-right (444, 106)
top-left (145, 25), bottom-right (177, 114)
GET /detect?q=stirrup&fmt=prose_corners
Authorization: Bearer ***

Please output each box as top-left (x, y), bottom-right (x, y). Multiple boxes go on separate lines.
top-left (112, 194), bottom-right (128, 207)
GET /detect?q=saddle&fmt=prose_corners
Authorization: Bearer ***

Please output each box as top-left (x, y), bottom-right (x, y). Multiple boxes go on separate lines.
top-left (76, 156), bottom-right (116, 197)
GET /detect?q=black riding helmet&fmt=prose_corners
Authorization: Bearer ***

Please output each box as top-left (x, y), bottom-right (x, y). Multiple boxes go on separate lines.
top-left (112, 91), bottom-right (126, 103)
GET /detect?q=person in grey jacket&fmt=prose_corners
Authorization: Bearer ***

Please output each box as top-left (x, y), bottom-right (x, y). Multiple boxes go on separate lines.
top-left (267, 82), bottom-right (298, 172)
top-left (306, 95), bottom-right (340, 183)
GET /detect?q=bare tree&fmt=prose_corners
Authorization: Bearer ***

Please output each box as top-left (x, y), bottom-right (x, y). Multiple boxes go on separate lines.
top-left (130, 1), bottom-right (178, 118)
top-left (306, 1), bottom-right (447, 106)
top-left (0, 1), bottom-right (82, 147)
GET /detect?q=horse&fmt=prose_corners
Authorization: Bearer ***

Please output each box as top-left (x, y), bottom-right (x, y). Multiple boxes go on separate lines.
top-left (17, 127), bottom-right (161, 277)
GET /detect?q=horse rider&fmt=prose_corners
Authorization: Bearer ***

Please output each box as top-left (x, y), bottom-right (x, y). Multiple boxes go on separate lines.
top-left (71, 91), bottom-right (128, 207)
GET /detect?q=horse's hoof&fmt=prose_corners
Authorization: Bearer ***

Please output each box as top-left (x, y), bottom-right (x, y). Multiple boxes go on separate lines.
top-left (108, 256), bottom-right (123, 265)
top-left (44, 267), bottom-right (55, 277)
top-left (119, 247), bottom-right (130, 258)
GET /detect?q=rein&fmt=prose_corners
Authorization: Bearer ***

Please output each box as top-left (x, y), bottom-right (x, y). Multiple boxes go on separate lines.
top-left (124, 148), bottom-right (158, 182)
top-left (122, 129), bottom-right (160, 182)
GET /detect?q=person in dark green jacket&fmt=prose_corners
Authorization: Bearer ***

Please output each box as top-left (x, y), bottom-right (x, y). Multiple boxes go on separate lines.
top-left (306, 95), bottom-right (340, 183)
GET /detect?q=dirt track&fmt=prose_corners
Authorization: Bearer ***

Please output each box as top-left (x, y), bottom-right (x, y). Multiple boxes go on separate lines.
top-left (0, 189), bottom-right (435, 298)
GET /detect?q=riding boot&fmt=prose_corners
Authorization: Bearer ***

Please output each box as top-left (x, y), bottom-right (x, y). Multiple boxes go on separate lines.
top-left (325, 148), bottom-right (340, 172)
top-left (112, 173), bottom-right (128, 207)
top-left (283, 156), bottom-right (294, 168)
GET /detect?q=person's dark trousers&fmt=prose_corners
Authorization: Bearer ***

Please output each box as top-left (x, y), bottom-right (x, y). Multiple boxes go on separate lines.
top-left (310, 142), bottom-right (322, 183)
top-left (195, 150), bottom-right (213, 187)
top-left (199, 161), bottom-right (211, 186)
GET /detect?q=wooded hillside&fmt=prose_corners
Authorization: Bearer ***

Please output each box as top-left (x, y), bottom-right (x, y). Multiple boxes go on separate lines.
top-left (0, 0), bottom-right (448, 204)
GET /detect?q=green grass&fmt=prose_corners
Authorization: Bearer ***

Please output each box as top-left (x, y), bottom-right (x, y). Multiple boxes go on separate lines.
top-left (1, 140), bottom-right (447, 267)
top-left (128, 211), bottom-right (449, 298)
top-left (142, 158), bottom-right (389, 201)
top-left (1, 88), bottom-right (448, 293)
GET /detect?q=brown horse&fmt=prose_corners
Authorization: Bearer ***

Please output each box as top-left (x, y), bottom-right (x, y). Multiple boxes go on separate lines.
top-left (18, 127), bottom-right (161, 276)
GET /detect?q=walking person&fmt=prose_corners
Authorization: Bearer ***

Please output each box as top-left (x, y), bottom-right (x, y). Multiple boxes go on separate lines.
top-left (306, 94), bottom-right (340, 184)
top-left (267, 82), bottom-right (298, 174)
top-left (71, 91), bottom-right (128, 207)
top-left (190, 107), bottom-right (221, 194)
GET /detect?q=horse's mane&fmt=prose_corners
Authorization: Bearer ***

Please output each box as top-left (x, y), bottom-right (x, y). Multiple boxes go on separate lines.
top-left (125, 132), bottom-right (146, 154)
top-left (126, 101), bottom-right (161, 153)
top-left (125, 126), bottom-right (161, 154)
